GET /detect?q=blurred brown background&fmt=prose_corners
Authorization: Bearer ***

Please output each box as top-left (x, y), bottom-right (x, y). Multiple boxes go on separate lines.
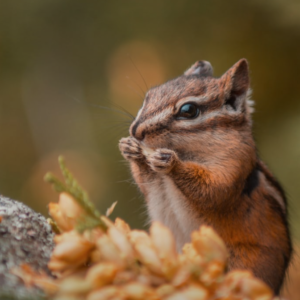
top-left (0, 1), bottom-right (299, 245)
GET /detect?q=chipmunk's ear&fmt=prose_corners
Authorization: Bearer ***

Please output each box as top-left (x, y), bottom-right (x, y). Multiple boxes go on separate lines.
top-left (184, 60), bottom-right (213, 77)
top-left (221, 59), bottom-right (250, 112)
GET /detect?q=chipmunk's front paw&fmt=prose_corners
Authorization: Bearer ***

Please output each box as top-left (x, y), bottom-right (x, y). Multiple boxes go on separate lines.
top-left (119, 137), bottom-right (144, 161)
top-left (147, 149), bottom-right (178, 173)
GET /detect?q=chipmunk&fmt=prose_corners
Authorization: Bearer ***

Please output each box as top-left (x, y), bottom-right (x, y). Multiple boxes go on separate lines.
top-left (119, 59), bottom-right (292, 294)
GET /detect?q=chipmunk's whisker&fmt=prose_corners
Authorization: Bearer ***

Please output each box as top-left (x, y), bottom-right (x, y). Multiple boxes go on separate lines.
top-left (126, 82), bottom-right (145, 101)
top-left (128, 55), bottom-right (149, 91)
top-left (75, 99), bottom-right (135, 121)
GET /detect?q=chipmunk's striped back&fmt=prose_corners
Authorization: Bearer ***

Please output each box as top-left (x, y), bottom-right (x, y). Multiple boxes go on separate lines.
top-left (119, 59), bottom-right (292, 295)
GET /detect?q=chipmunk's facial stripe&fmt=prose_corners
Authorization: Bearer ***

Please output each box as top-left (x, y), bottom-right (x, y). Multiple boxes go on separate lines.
top-left (242, 165), bottom-right (287, 214)
top-left (137, 104), bottom-right (174, 125)
top-left (264, 194), bottom-right (288, 228)
top-left (175, 96), bottom-right (207, 108)
top-left (131, 106), bottom-right (173, 139)
top-left (176, 95), bottom-right (220, 108)
top-left (172, 114), bottom-right (247, 134)
top-left (242, 165), bottom-right (260, 197)
top-left (142, 107), bottom-right (173, 128)
top-left (257, 162), bottom-right (287, 208)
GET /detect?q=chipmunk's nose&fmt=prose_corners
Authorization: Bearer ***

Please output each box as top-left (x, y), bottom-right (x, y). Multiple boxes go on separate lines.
top-left (131, 121), bottom-right (145, 141)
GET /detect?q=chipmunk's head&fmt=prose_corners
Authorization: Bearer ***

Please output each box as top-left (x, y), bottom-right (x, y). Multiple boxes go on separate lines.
top-left (130, 59), bottom-right (254, 159)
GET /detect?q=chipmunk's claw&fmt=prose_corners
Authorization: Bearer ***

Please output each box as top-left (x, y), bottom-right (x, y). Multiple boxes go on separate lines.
top-left (147, 148), bottom-right (177, 173)
top-left (119, 137), bottom-right (144, 161)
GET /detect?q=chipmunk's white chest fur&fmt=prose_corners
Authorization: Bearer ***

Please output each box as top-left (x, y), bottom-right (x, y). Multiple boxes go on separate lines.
top-left (146, 175), bottom-right (202, 250)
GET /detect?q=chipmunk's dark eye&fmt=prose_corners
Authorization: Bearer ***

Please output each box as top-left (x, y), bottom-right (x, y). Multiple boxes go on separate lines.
top-left (177, 103), bottom-right (199, 119)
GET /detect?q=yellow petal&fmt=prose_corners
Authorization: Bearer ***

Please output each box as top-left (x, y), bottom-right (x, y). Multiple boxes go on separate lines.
top-left (150, 222), bottom-right (179, 278)
top-left (48, 202), bottom-right (72, 232)
top-left (172, 265), bottom-right (191, 287)
top-left (49, 231), bottom-right (94, 273)
top-left (90, 249), bottom-right (102, 263)
top-left (165, 284), bottom-right (209, 300)
top-left (59, 193), bottom-right (84, 219)
top-left (241, 277), bottom-right (273, 300)
top-left (113, 271), bottom-right (136, 285)
top-left (96, 235), bottom-right (124, 267)
top-left (53, 233), bottom-right (94, 262)
top-left (181, 284), bottom-right (209, 300)
top-left (48, 193), bottom-right (86, 232)
top-left (121, 282), bottom-right (154, 300)
top-left (54, 295), bottom-right (83, 300)
top-left (48, 259), bottom-right (70, 273)
top-left (134, 242), bottom-right (163, 275)
top-left (181, 243), bottom-right (203, 266)
top-left (192, 226), bottom-right (227, 263)
top-left (129, 230), bottom-right (153, 247)
top-left (200, 261), bottom-right (224, 284)
top-left (86, 262), bottom-right (118, 288)
top-left (114, 217), bottom-right (131, 234)
top-left (106, 201), bottom-right (118, 217)
top-left (138, 268), bottom-right (166, 286)
top-left (165, 291), bottom-right (189, 300)
top-left (108, 226), bottom-right (134, 260)
top-left (58, 276), bottom-right (91, 295)
top-left (87, 286), bottom-right (119, 300)
top-left (221, 270), bottom-right (273, 300)
top-left (11, 264), bottom-right (58, 295)
top-left (156, 284), bottom-right (175, 298)
top-left (100, 215), bottom-right (115, 227)
top-left (150, 222), bottom-right (177, 261)
top-left (34, 278), bottom-right (59, 295)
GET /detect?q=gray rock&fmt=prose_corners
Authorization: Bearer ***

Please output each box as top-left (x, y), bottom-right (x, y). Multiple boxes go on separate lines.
top-left (0, 196), bottom-right (54, 299)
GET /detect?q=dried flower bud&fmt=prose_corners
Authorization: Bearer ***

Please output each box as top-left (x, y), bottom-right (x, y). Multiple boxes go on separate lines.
top-left (150, 222), bottom-right (179, 278)
top-left (48, 203), bottom-right (69, 232)
top-left (156, 284), bottom-right (176, 298)
top-left (241, 277), bottom-right (273, 300)
top-left (90, 249), bottom-right (102, 264)
top-left (49, 231), bottom-right (94, 272)
top-left (106, 201), bottom-right (118, 217)
top-left (87, 286), bottom-right (119, 300)
top-left (150, 222), bottom-right (177, 262)
top-left (113, 271), bottom-right (136, 285)
top-left (11, 264), bottom-right (58, 295)
top-left (180, 243), bottom-right (203, 266)
top-left (58, 276), bottom-right (91, 295)
top-left (86, 262), bottom-right (118, 288)
top-left (172, 266), bottom-right (191, 287)
top-left (43, 187), bottom-right (276, 300)
top-left (134, 242), bottom-right (163, 276)
top-left (96, 235), bottom-right (124, 266)
top-left (200, 261), bottom-right (224, 285)
top-left (221, 270), bottom-right (273, 300)
top-left (192, 226), bottom-right (227, 263)
top-left (129, 230), bottom-right (153, 247)
top-left (129, 229), bottom-right (165, 274)
top-left (108, 226), bottom-right (134, 260)
top-left (48, 193), bottom-right (86, 232)
top-left (115, 217), bottom-right (131, 234)
top-left (121, 282), bottom-right (155, 300)
top-left (166, 284), bottom-right (209, 300)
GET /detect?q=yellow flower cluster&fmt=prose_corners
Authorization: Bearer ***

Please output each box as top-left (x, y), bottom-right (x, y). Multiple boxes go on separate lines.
top-left (45, 192), bottom-right (274, 300)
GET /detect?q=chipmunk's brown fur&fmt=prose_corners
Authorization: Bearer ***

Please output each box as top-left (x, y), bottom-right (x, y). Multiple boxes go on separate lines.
top-left (119, 59), bottom-right (292, 294)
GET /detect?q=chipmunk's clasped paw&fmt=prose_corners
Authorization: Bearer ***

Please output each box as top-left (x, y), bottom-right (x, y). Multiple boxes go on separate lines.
top-left (147, 149), bottom-right (178, 173)
top-left (119, 137), bottom-right (144, 161)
